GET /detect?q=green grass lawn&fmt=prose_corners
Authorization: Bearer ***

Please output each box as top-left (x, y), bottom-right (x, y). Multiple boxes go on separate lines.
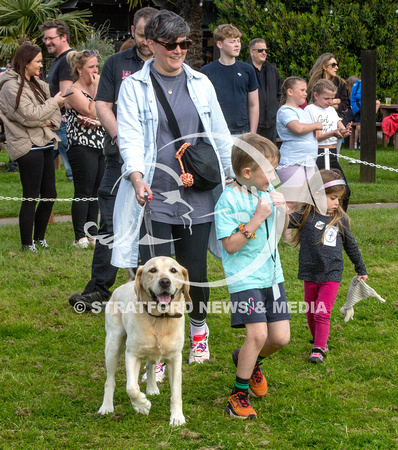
top-left (0, 209), bottom-right (397, 449)
top-left (0, 143), bottom-right (397, 448)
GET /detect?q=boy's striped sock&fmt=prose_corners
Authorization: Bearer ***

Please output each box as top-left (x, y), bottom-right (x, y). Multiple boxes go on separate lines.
top-left (256, 356), bottom-right (265, 365)
top-left (232, 375), bottom-right (250, 395)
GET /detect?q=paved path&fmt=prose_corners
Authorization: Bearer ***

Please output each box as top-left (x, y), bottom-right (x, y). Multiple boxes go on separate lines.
top-left (0, 214), bottom-right (72, 226)
top-left (347, 202), bottom-right (398, 210)
top-left (0, 203), bottom-right (397, 226)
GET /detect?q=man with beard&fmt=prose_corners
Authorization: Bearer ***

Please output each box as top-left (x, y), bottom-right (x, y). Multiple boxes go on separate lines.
top-left (39, 20), bottom-right (73, 181)
top-left (68, 7), bottom-right (158, 311)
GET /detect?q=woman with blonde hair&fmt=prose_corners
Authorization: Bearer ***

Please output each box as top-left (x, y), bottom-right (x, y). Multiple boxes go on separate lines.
top-left (0, 42), bottom-right (64, 251)
top-left (308, 53), bottom-right (351, 125)
top-left (65, 50), bottom-right (105, 248)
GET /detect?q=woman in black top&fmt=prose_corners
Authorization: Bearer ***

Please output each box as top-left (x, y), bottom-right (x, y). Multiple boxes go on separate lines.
top-left (308, 53), bottom-right (350, 124)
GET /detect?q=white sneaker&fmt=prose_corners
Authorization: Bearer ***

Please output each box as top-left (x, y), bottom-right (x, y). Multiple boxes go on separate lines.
top-left (141, 363), bottom-right (166, 383)
top-left (34, 239), bottom-right (49, 248)
top-left (88, 237), bottom-right (96, 247)
top-left (189, 324), bottom-right (210, 363)
top-left (73, 237), bottom-right (89, 248)
top-left (22, 243), bottom-right (37, 252)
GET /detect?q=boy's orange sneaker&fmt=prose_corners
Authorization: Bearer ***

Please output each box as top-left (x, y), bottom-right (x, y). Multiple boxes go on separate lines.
top-left (232, 349), bottom-right (268, 397)
top-left (225, 392), bottom-right (257, 419)
top-left (250, 362), bottom-right (268, 397)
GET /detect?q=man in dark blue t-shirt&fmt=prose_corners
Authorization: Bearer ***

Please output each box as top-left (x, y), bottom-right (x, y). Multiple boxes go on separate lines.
top-left (201, 24), bottom-right (259, 135)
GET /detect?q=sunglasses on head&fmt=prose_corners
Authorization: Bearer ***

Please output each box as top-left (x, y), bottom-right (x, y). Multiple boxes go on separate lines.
top-left (83, 50), bottom-right (98, 57)
top-left (153, 39), bottom-right (193, 51)
top-left (254, 48), bottom-right (268, 53)
top-left (327, 62), bottom-right (338, 68)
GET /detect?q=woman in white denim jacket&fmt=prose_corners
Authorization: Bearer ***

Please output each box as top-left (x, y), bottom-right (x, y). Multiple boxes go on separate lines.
top-left (112, 10), bottom-right (232, 366)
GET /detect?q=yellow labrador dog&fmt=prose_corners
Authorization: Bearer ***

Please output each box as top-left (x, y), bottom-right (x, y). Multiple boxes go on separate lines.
top-left (98, 256), bottom-right (191, 426)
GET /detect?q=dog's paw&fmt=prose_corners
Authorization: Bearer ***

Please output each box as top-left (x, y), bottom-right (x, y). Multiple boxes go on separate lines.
top-left (169, 414), bottom-right (186, 427)
top-left (98, 404), bottom-right (114, 415)
top-left (146, 385), bottom-right (160, 396)
top-left (131, 393), bottom-right (151, 415)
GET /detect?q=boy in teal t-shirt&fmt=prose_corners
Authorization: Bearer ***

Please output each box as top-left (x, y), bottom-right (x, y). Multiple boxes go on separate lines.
top-left (215, 133), bottom-right (291, 419)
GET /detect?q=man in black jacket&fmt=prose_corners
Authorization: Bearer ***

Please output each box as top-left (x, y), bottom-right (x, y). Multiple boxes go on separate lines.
top-left (247, 38), bottom-right (282, 144)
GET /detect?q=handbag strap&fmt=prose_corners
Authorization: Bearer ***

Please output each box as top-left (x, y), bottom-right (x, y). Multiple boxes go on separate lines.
top-left (150, 72), bottom-right (182, 149)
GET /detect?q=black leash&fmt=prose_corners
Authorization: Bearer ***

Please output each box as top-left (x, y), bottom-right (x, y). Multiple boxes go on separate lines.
top-left (143, 193), bottom-right (155, 259)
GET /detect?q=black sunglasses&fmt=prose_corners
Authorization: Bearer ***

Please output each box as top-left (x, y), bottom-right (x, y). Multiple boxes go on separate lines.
top-left (153, 39), bottom-right (193, 51)
top-left (254, 48), bottom-right (268, 53)
top-left (327, 62), bottom-right (338, 68)
top-left (83, 50), bottom-right (98, 57)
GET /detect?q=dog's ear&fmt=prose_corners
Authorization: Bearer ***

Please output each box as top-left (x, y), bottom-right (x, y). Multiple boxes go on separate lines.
top-left (181, 267), bottom-right (192, 303)
top-left (134, 266), bottom-right (144, 302)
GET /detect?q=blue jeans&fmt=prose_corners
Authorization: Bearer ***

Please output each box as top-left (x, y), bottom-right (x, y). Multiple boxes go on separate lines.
top-left (52, 121), bottom-right (73, 180)
top-left (82, 156), bottom-right (122, 297)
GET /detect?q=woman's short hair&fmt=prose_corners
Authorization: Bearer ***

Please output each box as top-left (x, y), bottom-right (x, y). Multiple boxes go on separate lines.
top-left (144, 10), bottom-right (190, 42)
top-left (213, 24), bottom-right (241, 43)
top-left (232, 133), bottom-right (280, 175)
top-left (66, 50), bottom-right (98, 81)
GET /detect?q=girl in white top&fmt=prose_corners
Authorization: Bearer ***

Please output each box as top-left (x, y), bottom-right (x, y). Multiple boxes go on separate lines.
top-left (276, 76), bottom-right (322, 213)
top-left (305, 79), bottom-right (352, 211)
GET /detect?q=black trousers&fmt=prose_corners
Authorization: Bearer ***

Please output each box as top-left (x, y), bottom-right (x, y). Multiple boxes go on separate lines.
top-left (257, 124), bottom-right (277, 145)
top-left (82, 156), bottom-right (122, 297)
top-left (17, 149), bottom-right (56, 245)
top-left (316, 148), bottom-right (351, 212)
top-left (139, 220), bottom-right (212, 322)
top-left (68, 145), bottom-right (105, 240)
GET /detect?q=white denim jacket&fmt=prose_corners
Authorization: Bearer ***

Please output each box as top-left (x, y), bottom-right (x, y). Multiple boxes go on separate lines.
top-left (112, 59), bottom-right (233, 268)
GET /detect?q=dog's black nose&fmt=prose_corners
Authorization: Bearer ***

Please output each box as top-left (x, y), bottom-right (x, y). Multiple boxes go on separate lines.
top-left (159, 277), bottom-right (171, 288)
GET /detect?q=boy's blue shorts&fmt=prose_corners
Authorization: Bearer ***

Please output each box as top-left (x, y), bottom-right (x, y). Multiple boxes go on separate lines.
top-left (230, 282), bottom-right (291, 328)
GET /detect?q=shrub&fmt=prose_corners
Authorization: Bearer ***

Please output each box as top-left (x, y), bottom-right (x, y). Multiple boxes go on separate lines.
top-left (213, 0), bottom-right (398, 100)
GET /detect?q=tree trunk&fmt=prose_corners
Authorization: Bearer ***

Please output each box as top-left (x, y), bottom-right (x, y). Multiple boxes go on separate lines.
top-left (185, 1), bottom-right (204, 71)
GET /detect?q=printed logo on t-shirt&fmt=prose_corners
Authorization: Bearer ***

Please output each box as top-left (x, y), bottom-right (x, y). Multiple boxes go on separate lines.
top-left (122, 70), bottom-right (131, 79)
top-left (315, 221), bottom-right (325, 230)
top-left (237, 72), bottom-right (242, 77)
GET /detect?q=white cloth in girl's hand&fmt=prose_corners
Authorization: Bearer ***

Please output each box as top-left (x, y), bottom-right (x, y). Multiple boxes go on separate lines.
top-left (340, 276), bottom-right (386, 322)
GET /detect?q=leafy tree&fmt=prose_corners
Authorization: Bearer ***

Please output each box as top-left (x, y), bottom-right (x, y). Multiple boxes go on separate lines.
top-left (127, 0), bottom-right (204, 70)
top-left (213, 0), bottom-right (398, 99)
top-left (0, 0), bottom-right (92, 63)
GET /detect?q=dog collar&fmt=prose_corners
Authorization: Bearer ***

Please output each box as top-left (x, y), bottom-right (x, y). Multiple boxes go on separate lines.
top-left (143, 304), bottom-right (182, 319)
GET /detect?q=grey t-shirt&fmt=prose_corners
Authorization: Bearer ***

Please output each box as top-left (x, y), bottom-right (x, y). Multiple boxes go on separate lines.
top-left (149, 66), bottom-right (215, 225)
